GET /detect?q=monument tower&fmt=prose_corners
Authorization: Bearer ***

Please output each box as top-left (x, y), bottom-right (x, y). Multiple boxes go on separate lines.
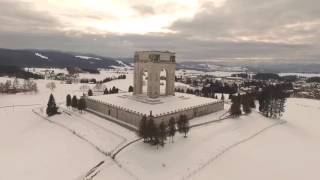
top-left (133, 51), bottom-right (176, 98)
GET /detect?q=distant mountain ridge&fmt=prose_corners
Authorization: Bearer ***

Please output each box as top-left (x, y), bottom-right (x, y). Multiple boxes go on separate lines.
top-left (1, 48), bottom-right (319, 73)
top-left (0, 48), bottom-right (129, 69)
top-left (178, 61), bottom-right (320, 73)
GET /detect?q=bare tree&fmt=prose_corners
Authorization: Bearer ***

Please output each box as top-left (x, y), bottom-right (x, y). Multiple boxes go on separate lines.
top-left (46, 82), bottom-right (56, 91)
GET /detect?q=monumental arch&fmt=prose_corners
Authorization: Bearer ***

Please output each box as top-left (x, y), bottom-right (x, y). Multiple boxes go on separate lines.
top-left (133, 51), bottom-right (176, 98)
top-left (85, 51), bottom-right (224, 129)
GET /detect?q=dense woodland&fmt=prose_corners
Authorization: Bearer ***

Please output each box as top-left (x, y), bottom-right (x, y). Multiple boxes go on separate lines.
top-left (0, 65), bottom-right (44, 79)
top-left (307, 77), bottom-right (320, 83)
top-left (258, 84), bottom-right (291, 118)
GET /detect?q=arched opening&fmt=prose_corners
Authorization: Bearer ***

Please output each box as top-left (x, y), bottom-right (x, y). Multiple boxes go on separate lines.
top-left (160, 68), bottom-right (167, 95)
top-left (142, 69), bottom-right (149, 95)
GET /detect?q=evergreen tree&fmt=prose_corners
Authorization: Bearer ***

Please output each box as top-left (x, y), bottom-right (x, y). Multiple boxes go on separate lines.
top-left (128, 85), bottom-right (134, 92)
top-left (138, 115), bottom-right (148, 142)
top-left (242, 94), bottom-right (252, 114)
top-left (103, 88), bottom-right (109, 94)
top-left (88, 89), bottom-right (93, 96)
top-left (66, 94), bottom-right (71, 108)
top-left (248, 94), bottom-right (256, 108)
top-left (258, 84), bottom-right (288, 119)
top-left (147, 115), bottom-right (156, 144)
top-left (229, 93), bottom-right (233, 99)
top-left (71, 95), bottom-right (78, 108)
top-left (111, 86), bottom-right (117, 94)
top-left (230, 95), bottom-right (242, 117)
top-left (177, 114), bottom-right (190, 138)
top-left (77, 97), bottom-right (86, 113)
top-left (159, 121), bottom-right (167, 147)
top-left (221, 93), bottom-right (225, 101)
top-left (46, 94), bottom-right (58, 116)
top-left (168, 117), bottom-right (176, 143)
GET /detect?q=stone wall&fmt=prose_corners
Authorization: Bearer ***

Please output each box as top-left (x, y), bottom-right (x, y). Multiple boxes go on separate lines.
top-left (85, 97), bottom-right (224, 128)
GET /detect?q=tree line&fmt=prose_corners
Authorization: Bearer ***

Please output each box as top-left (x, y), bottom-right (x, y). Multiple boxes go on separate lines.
top-left (229, 93), bottom-right (256, 117)
top-left (80, 74), bottom-right (126, 84)
top-left (0, 78), bottom-right (38, 94)
top-left (258, 84), bottom-right (290, 118)
top-left (0, 65), bottom-right (44, 80)
top-left (66, 94), bottom-right (87, 113)
top-left (137, 113), bottom-right (190, 148)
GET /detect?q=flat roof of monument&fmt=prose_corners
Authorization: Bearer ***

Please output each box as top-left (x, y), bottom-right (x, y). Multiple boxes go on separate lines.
top-left (135, 50), bottom-right (175, 54)
top-left (87, 92), bottom-right (221, 116)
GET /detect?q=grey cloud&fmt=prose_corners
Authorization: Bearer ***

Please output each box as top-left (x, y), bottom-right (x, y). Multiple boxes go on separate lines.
top-left (0, 31), bottom-right (317, 63)
top-left (132, 4), bottom-right (155, 15)
top-left (0, 0), bottom-right (319, 64)
top-left (0, 0), bottom-right (60, 33)
top-left (171, 0), bottom-right (320, 43)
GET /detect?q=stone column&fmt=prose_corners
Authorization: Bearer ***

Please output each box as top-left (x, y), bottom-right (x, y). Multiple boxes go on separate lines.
top-left (166, 65), bottom-right (176, 96)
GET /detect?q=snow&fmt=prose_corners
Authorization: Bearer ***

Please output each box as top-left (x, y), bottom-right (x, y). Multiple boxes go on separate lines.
top-left (1, 67), bottom-right (320, 180)
top-left (34, 106), bottom-right (137, 154)
top-left (176, 69), bottom-right (240, 77)
top-left (24, 67), bottom-right (68, 75)
top-left (0, 106), bottom-right (105, 180)
top-left (79, 69), bottom-right (131, 82)
top-left (75, 55), bottom-right (102, 61)
top-left (192, 98), bottom-right (320, 180)
top-left (116, 60), bottom-right (130, 67)
top-left (0, 76), bottom-right (137, 180)
top-left (279, 72), bottom-right (320, 77)
top-left (100, 111), bottom-right (280, 180)
top-left (88, 92), bottom-right (221, 116)
top-left (35, 52), bottom-right (49, 60)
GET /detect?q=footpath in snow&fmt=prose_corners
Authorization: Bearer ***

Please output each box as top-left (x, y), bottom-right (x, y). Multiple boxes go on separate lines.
top-left (33, 105), bottom-right (137, 155)
top-left (91, 111), bottom-right (282, 180)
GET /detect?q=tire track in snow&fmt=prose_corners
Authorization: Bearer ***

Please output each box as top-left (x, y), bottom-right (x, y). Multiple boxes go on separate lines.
top-left (32, 109), bottom-right (109, 156)
top-left (182, 120), bottom-right (286, 180)
top-left (0, 104), bottom-right (41, 109)
top-left (61, 107), bottom-right (128, 154)
top-left (33, 109), bottom-right (141, 180)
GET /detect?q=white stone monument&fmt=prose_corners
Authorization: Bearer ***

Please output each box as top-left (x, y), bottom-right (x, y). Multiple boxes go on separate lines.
top-left (133, 51), bottom-right (176, 98)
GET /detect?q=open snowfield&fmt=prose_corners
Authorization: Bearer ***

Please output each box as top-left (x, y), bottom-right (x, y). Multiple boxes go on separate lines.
top-left (279, 72), bottom-right (320, 77)
top-left (192, 98), bottom-right (320, 180)
top-left (1, 69), bottom-right (320, 180)
top-left (0, 106), bottom-right (106, 180)
top-left (0, 76), bottom-right (137, 180)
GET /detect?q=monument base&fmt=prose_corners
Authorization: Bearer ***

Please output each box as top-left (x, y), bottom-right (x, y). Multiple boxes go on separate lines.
top-left (85, 92), bottom-right (224, 127)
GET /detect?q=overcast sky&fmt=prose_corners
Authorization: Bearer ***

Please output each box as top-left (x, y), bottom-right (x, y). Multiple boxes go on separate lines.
top-left (0, 0), bottom-right (319, 63)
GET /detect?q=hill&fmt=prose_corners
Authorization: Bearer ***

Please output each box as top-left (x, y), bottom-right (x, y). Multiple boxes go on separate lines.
top-left (0, 48), bottom-right (128, 69)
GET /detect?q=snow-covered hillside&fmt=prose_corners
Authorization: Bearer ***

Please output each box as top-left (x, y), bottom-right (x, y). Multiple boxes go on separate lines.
top-left (35, 52), bottom-right (49, 60)
top-left (75, 55), bottom-right (102, 61)
top-left (1, 69), bottom-right (320, 180)
top-left (192, 98), bottom-right (320, 180)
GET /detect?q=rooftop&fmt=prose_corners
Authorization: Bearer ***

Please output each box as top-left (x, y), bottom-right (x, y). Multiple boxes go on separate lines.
top-left (135, 50), bottom-right (175, 54)
top-left (88, 92), bottom-right (221, 116)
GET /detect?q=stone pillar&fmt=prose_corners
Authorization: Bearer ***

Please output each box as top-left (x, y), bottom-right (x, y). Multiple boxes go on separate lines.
top-left (133, 63), bottom-right (141, 95)
top-left (166, 65), bottom-right (176, 96)
top-left (147, 66), bottom-right (160, 98)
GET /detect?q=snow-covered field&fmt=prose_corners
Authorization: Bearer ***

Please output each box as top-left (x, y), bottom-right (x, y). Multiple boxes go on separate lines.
top-left (192, 98), bottom-right (320, 180)
top-left (1, 69), bottom-right (320, 180)
top-left (279, 72), bottom-right (320, 77)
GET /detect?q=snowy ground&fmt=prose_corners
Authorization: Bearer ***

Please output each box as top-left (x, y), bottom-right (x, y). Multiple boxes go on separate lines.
top-left (0, 106), bottom-right (106, 180)
top-left (0, 76), bottom-right (137, 180)
top-left (192, 98), bottom-right (320, 180)
top-left (1, 69), bottom-right (320, 180)
top-left (279, 72), bottom-right (320, 77)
